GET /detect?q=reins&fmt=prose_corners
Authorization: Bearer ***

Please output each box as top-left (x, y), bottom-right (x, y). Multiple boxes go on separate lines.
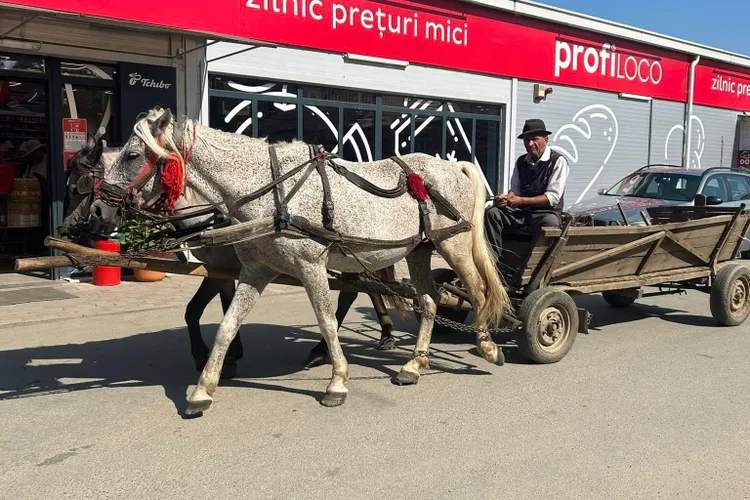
top-left (88, 119), bottom-right (473, 255)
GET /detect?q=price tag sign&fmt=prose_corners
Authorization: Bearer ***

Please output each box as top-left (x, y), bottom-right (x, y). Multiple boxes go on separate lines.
top-left (63, 118), bottom-right (87, 168)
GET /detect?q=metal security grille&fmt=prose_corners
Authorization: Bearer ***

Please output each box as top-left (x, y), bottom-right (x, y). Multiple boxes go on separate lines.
top-left (207, 74), bottom-right (504, 192)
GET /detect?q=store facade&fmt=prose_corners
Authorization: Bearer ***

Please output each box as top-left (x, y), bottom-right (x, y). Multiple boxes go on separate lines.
top-left (199, 0), bottom-right (750, 207)
top-left (0, 6), bottom-right (205, 277)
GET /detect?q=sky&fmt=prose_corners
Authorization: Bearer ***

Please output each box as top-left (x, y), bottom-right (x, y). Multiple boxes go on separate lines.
top-left (539, 0), bottom-right (748, 56)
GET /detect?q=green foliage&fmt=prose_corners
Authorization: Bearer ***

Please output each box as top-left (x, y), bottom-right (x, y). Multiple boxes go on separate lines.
top-left (115, 218), bottom-right (173, 254)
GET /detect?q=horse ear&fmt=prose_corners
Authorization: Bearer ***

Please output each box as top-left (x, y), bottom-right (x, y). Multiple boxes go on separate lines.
top-left (85, 134), bottom-right (97, 151)
top-left (92, 136), bottom-right (104, 160)
top-left (150, 107), bottom-right (173, 138)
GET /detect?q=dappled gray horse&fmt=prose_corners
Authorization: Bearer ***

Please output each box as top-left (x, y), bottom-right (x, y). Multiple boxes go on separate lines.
top-left (61, 137), bottom-right (406, 378)
top-left (90, 108), bottom-right (510, 416)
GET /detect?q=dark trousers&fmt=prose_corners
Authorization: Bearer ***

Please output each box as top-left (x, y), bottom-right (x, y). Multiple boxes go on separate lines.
top-left (484, 206), bottom-right (561, 260)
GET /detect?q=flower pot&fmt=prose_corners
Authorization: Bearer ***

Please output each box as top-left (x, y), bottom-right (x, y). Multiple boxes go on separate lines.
top-left (134, 252), bottom-right (169, 282)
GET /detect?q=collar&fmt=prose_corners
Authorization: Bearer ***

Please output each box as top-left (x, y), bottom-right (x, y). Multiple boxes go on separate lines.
top-left (525, 146), bottom-right (551, 165)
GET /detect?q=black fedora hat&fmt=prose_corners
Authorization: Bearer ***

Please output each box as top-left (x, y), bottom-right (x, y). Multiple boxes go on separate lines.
top-left (518, 118), bottom-right (552, 139)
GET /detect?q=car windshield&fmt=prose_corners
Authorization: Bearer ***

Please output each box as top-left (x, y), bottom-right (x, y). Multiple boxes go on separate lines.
top-left (603, 172), bottom-right (700, 202)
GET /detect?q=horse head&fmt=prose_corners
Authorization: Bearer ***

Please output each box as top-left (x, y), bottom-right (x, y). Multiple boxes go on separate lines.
top-left (60, 135), bottom-right (109, 241)
top-left (90, 107), bottom-right (189, 230)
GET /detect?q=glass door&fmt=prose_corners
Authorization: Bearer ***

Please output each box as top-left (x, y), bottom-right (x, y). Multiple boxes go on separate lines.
top-left (0, 76), bottom-right (50, 272)
top-left (61, 62), bottom-right (117, 149)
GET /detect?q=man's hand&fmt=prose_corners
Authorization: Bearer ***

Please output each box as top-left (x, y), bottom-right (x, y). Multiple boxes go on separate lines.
top-left (494, 193), bottom-right (508, 208)
top-left (505, 192), bottom-right (523, 208)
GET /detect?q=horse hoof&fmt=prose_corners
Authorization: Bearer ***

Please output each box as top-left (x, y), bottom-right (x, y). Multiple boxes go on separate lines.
top-left (304, 351), bottom-right (329, 370)
top-left (185, 398), bottom-right (212, 418)
top-left (395, 369), bottom-right (420, 386)
top-left (320, 391), bottom-right (347, 407)
top-left (220, 362), bottom-right (238, 380)
top-left (495, 349), bottom-right (506, 366)
top-left (376, 336), bottom-right (397, 351)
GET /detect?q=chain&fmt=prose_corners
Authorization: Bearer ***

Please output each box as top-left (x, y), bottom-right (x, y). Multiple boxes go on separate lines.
top-left (347, 267), bottom-right (516, 336)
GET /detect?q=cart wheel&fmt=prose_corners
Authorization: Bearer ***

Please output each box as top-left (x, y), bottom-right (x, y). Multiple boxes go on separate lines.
top-left (414, 268), bottom-right (470, 334)
top-left (710, 264), bottom-right (750, 326)
top-left (516, 288), bottom-right (578, 363)
top-left (602, 290), bottom-right (637, 308)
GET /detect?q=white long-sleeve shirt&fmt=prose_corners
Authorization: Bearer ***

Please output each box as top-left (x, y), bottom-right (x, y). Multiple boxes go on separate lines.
top-left (509, 146), bottom-right (570, 207)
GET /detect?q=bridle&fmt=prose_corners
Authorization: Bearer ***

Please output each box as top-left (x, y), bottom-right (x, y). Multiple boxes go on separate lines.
top-left (93, 125), bottom-right (195, 217)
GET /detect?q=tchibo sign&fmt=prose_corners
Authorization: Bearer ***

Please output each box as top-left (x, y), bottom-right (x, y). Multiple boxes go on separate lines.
top-left (128, 72), bottom-right (172, 90)
top-left (555, 40), bottom-right (663, 85)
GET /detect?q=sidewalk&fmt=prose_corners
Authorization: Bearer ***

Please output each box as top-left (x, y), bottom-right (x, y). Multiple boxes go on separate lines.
top-left (0, 257), bottom-right (449, 328)
top-left (0, 272), bottom-right (306, 328)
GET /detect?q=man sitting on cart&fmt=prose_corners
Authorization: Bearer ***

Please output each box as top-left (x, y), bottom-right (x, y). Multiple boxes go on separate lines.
top-left (484, 118), bottom-right (569, 260)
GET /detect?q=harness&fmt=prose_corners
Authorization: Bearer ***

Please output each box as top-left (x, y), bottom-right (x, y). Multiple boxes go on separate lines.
top-left (91, 129), bottom-right (472, 254)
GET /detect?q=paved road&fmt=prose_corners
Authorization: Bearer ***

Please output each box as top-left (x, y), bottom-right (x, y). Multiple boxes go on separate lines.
top-left (1, 276), bottom-right (749, 499)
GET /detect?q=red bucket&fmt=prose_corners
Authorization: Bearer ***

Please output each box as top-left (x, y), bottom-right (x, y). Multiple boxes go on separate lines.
top-left (93, 239), bottom-right (121, 286)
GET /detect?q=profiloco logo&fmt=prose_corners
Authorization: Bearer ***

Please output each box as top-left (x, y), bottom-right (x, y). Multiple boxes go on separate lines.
top-left (128, 72), bottom-right (172, 90)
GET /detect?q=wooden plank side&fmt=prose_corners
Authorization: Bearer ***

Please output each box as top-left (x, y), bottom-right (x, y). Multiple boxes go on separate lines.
top-left (550, 267), bottom-right (716, 294)
top-left (550, 231), bottom-right (666, 280)
top-left (542, 215), bottom-right (734, 238)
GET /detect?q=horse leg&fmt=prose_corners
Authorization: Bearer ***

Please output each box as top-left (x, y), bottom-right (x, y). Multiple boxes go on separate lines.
top-left (436, 232), bottom-right (505, 366)
top-left (396, 244), bottom-right (437, 385)
top-left (304, 289), bottom-right (358, 369)
top-left (298, 264), bottom-right (350, 407)
top-left (371, 293), bottom-right (396, 350)
top-left (185, 278), bottom-right (222, 372)
top-left (219, 279), bottom-right (243, 380)
top-left (186, 265), bottom-right (275, 417)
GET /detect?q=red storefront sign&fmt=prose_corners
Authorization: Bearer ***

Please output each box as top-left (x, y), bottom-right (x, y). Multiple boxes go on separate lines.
top-left (62, 118), bottom-right (87, 168)
top-left (693, 62), bottom-right (750, 112)
top-left (2, 0), bottom-right (692, 101)
top-left (739, 151), bottom-right (750, 169)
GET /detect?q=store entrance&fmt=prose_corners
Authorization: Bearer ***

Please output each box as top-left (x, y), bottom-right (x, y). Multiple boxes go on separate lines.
top-left (0, 77), bottom-right (50, 275)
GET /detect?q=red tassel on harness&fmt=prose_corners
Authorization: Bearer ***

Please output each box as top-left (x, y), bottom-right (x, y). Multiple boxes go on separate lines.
top-left (407, 173), bottom-right (429, 201)
top-left (160, 154), bottom-right (185, 213)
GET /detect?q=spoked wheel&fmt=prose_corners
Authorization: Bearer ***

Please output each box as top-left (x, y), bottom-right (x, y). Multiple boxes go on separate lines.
top-left (516, 288), bottom-right (578, 363)
top-left (711, 264), bottom-right (750, 326)
top-left (414, 268), bottom-right (470, 334)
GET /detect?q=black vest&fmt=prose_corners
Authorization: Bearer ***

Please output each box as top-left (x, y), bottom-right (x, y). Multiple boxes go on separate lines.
top-left (515, 149), bottom-right (564, 212)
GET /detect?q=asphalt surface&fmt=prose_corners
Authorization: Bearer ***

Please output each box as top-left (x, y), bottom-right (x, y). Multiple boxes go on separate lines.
top-left (1, 281), bottom-right (750, 499)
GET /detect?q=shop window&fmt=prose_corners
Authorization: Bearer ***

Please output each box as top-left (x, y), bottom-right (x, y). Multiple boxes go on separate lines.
top-left (475, 119), bottom-right (500, 190)
top-left (382, 111), bottom-right (412, 157)
top-left (61, 85), bottom-right (116, 146)
top-left (209, 74), bottom-right (299, 98)
top-left (446, 100), bottom-right (501, 116)
top-left (209, 96), bottom-right (253, 136)
top-left (382, 95), bottom-right (443, 113)
top-left (0, 79), bottom-right (49, 267)
top-left (413, 114), bottom-right (443, 158)
top-left (303, 86), bottom-right (375, 105)
top-left (207, 74), bottom-right (503, 190)
top-left (303, 105), bottom-right (339, 154)
top-left (447, 116), bottom-right (473, 163)
top-left (257, 100), bottom-right (297, 144)
top-left (61, 62), bottom-right (116, 80)
top-left (341, 108), bottom-right (375, 162)
top-left (0, 53), bottom-right (45, 73)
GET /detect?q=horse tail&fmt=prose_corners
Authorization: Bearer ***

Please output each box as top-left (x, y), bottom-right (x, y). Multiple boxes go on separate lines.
top-left (459, 162), bottom-right (511, 327)
top-left (376, 265), bottom-right (409, 319)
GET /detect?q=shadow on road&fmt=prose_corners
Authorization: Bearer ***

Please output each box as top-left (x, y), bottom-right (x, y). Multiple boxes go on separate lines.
top-left (573, 294), bottom-right (719, 329)
top-left (0, 319), bottom-right (494, 417)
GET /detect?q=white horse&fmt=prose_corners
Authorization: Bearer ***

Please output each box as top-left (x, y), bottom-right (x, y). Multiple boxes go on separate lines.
top-left (90, 107), bottom-right (510, 417)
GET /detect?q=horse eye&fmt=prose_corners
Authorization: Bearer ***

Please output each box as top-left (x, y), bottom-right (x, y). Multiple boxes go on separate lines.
top-left (127, 151), bottom-right (140, 160)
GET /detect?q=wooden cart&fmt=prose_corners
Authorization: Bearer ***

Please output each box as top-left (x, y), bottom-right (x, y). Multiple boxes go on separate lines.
top-left (15, 206), bottom-right (750, 366)
top-left (429, 205), bottom-right (750, 364)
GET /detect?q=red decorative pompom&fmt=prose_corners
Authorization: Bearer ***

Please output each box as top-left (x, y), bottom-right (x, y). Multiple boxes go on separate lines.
top-left (407, 173), bottom-right (429, 202)
top-left (160, 154), bottom-right (185, 213)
